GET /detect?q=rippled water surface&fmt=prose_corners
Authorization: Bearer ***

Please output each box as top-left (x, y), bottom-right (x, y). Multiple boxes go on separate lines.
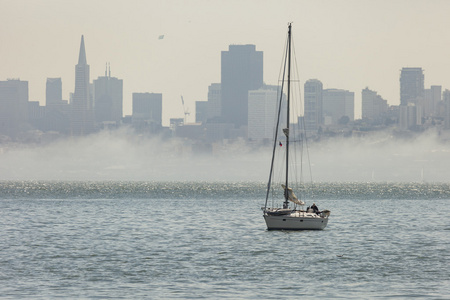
top-left (1, 181), bottom-right (449, 299)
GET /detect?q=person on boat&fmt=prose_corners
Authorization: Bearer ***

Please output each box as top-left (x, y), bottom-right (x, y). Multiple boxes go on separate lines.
top-left (311, 203), bottom-right (320, 214)
top-left (283, 188), bottom-right (289, 209)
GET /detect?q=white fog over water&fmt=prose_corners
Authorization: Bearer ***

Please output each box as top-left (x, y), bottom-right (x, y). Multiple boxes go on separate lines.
top-left (1, 129), bottom-right (450, 183)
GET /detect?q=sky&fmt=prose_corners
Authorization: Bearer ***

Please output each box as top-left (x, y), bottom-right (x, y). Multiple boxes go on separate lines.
top-left (2, 0), bottom-right (450, 125)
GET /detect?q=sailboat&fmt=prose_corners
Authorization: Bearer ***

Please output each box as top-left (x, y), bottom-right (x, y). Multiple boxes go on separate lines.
top-left (262, 23), bottom-right (330, 230)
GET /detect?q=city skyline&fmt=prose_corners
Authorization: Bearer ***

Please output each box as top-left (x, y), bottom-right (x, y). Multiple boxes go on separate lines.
top-left (2, 0), bottom-right (450, 126)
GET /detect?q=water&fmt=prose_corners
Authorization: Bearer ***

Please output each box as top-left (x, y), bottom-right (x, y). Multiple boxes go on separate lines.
top-left (1, 181), bottom-right (449, 299)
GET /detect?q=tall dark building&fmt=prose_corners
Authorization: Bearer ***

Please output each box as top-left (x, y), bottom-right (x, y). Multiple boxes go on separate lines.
top-left (195, 101), bottom-right (207, 124)
top-left (46, 78), bottom-right (62, 106)
top-left (132, 93), bottom-right (162, 126)
top-left (71, 35), bottom-right (94, 135)
top-left (400, 67), bottom-right (424, 106)
top-left (45, 77), bottom-right (70, 134)
top-left (207, 83), bottom-right (221, 121)
top-left (93, 64), bottom-right (123, 124)
top-left (423, 85), bottom-right (441, 117)
top-left (221, 45), bottom-right (263, 128)
top-left (0, 79), bottom-right (28, 138)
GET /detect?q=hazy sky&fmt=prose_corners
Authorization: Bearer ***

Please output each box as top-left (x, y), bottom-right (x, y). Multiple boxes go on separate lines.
top-left (2, 0), bottom-right (450, 125)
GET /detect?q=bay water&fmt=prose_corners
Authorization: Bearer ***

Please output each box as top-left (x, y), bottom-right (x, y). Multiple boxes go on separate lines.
top-left (0, 181), bottom-right (449, 299)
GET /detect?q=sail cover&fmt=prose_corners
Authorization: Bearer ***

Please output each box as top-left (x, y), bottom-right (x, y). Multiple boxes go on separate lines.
top-left (281, 184), bottom-right (305, 206)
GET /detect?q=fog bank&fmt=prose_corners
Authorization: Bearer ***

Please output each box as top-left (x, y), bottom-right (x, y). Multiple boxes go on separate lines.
top-left (1, 129), bottom-right (450, 182)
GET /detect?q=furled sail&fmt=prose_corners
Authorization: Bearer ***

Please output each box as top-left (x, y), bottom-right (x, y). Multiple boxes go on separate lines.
top-left (281, 184), bottom-right (305, 206)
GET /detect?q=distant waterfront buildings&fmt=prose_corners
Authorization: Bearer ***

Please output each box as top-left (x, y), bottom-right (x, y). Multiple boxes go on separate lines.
top-left (71, 35), bottom-right (94, 136)
top-left (44, 77), bottom-right (70, 134)
top-left (170, 118), bottom-right (184, 131)
top-left (204, 121), bottom-right (234, 143)
top-left (132, 92), bottom-right (162, 131)
top-left (221, 45), bottom-right (263, 128)
top-left (46, 78), bottom-right (62, 106)
top-left (6, 34), bottom-right (450, 144)
top-left (361, 87), bottom-right (388, 121)
top-left (206, 83), bottom-right (221, 121)
top-left (399, 68), bottom-right (424, 130)
top-left (423, 85), bottom-right (441, 117)
top-left (195, 101), bottom-right (207, 124)
top-left (304, 79), bottom-right (323, 131)
top-left (0, 79), bottom-right (28, 137)
top-left (400, 67), bottom-right (424, 106)
top-left (443, 89), bottom-right (450, 130)
top-left (247, 86), bottom-right (281, 141)
top-left (93, 64), bottom-right (123, 126)
top-left (399, 104), bottom-right (421, 130)
top-left (322, 89), bottom-right (354, 125)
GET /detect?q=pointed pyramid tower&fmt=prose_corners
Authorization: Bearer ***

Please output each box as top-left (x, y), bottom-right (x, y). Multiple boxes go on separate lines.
top-left (71, 35), bottom-right (93, 136)
top-left (78, 35), bottom-right (87, 65)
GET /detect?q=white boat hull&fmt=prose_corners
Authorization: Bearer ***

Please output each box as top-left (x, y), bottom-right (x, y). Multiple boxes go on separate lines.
top-left (263, 212), bottom-right (328, 230)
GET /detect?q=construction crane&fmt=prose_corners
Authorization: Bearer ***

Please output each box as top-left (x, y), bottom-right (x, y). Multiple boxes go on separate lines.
top-left (180, 95), bottom-right (190, 124)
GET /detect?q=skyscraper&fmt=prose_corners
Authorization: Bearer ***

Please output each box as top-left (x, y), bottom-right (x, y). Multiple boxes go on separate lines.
top-left (399, 104), bottom-right (421, 130)
top-left (221, 45), bottom-right (263, 128)
top-left (423, 85), bottom-right (441, 117)
top-left (93, 64), bottom-right (123, 124)
top-left (46, 78), bottom-right (62, 106)
top-left (400, 67), bottom-right (424, 106)
top-left (132, 93), bottom-right (162, 126)
top-left (248, 86), bottom-right (283, 141)
top-left (304, 79), bottom-right (323, 131)
top-left (361, 87), bottom-right (388, 120)
top-left (443, 89), bottom-right (450, 129)
top-left (399, 68), bottom-right (424, 130)
top-left (71, 35), bottom-right (94, 135)
top-left (0, 79), bottom-right (28, 137)
top-left (322, 89), bottom-right (354, 125)
top-left (195, 101), bottom-right (207, 124)
top-left (45, 77), bottom-right (70, 134)
top-left (207, 83), bottom-right (221, 121)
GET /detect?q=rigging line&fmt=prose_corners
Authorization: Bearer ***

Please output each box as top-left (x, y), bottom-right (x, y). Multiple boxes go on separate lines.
top-left (288, 139), bottom-right (307, 143)
top-left (287, 29), bottom-right (302, 193)
top-left (291, 30), bottom-right (313, 190)
top-left (265, 30), bottom-right (289, 210)
top-left (277, 30), bottom-right (289, 88)
top-left (271, 144), bottom-right (284, 198)
top-left (294, 58), bottom-right (313, 189)
top-left (271, 28), bottom-right (289, 141)
top-left (273, 147), bottom-right (286, 206)
top-left (291, 37), bottom-right (303, 116)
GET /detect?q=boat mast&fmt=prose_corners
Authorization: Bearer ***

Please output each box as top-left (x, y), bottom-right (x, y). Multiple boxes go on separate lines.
top-left (284, 23), bottom-right (292, 209)
top-left (264, 31), bottom-right (289, 211)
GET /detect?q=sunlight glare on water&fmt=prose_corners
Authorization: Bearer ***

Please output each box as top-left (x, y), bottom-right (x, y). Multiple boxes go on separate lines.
top-left (0, 181), bottom-right (449, 299)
